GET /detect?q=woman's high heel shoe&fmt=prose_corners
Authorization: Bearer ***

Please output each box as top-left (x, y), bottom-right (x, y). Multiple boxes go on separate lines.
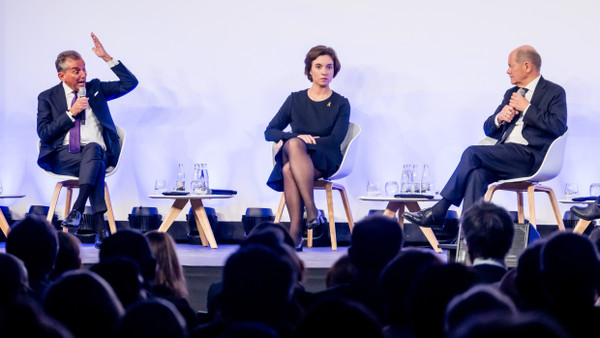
top-left (307, 210), bottom-right (327, 230)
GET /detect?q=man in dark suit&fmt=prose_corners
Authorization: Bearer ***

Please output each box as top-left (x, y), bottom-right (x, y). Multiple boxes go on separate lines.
top-left (460, 201), bottom-right (514, 284)
top-left (404, 45), bottom-right (567, 226)
top-left (37, 33), bottom-right (138, 246)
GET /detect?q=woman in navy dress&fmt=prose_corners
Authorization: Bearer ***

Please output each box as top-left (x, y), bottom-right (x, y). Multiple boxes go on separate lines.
top-left (265, 45), bottom-right (350, 249)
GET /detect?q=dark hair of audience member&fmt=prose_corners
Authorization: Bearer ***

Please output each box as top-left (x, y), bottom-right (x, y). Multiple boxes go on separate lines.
top-left (90, 256), bottom-right (147, 309)
top-left (293, 298), bottom-right (382, 338)
top-left (540, 232), bottom-right (600, 308)
top-left (99, 228), bottom-right (157, 286)
top-left (460, 201), bottom-right (514, 261)
top-left (379, 247), bottom-right (444, 328)
top-left (409, 263), bottom-right (476, 338)
top-left (43, 270), bottom-right (124, 338)
top-left (348, 215), bottom-right (404, 273)
top-left (145, 230), bottom-right (188, 298)
top-left (0, 253), bottom-right (29, 306)
top-left (6, 215), bottom-right (58, 300)
top-left (247, 221), bottom-right (296, 249)
top-left (116, 298), bottom-right (186, 338)
top-left (325, 254), bottom-right (355, 288)
top-left (510, 240), bottom-right (549, 311)
top-left (444, 284), bottom-right (517, 334)
top-left (0, 297), bottom-right (74, 338)
top-left (220, 244), bottom-right (297, 333)
top-left (447, 311), bottom-right (570, 338)
top-left (50, 232), bottom-right (82, 281)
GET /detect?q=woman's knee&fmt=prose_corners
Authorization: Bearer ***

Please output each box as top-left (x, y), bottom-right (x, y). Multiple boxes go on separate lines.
top-left (283, 138), bottom-right (307, 156)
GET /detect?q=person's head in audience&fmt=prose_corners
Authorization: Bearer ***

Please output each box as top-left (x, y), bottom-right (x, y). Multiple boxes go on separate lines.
top-left (0, 297), bottom-right (74, 338)
top-left (348, 215), bottom-right (403, 274)
top-left (0, 253), bottom-right (29, 306)
top-left (293, 298), bottom-right (382, 338)
top-left (90, 256), bottom-right (147, 309)
top-left (512, 240), bottom-right (548, 311)
top-left (379, 247), bottom-right (444, 329)
top-left (325, 254), bottom-right (355, 288)
top-left (43, 270), bottom-right (124, 338)
top-left (50, 232), bottom-right (81, 281)
top-left (447, 311), bottom-right (569, 338)
top-left (99, 229), bottom-right (157, 287)
top-left (145, 230), bottom-right (188, 298)
top-left (116, 298), bottom-right (186, 338)
top-left (409, 263), bottom-right (476, 338)
top-left (540, 232), bottom-right (600, 309)
top-left (444, 284), bottom-right (517, 335)
top-left (6, 215), bottom-right (58, 299)
top-left (460, 201), bottom-right (514, 263)
top-left (247, 221), bottom-right (295, 249)
top-left (221, 243), bottom-right (296, 332)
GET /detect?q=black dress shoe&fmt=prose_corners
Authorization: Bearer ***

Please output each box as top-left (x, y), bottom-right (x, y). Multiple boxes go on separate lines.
top-left (307, 210), bottom-right (327, 230)
top-left (402, 207), bottom-right (444, 227)
top-left (571, 203), bottom-right (600, 221)
top-left (61, 210), bottom-right (82, 228)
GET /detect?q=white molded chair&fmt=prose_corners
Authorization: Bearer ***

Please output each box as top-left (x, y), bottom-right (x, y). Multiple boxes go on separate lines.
top-left (484, 128), bottom-right (568, 230)
top-left (42, 126), bottom-right (126, 234)
top-left (274, 122), bottom-right (361, 250)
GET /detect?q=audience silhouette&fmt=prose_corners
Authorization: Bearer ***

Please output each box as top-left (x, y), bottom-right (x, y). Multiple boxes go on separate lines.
top-left (2, 204), bottom-right (600, 338)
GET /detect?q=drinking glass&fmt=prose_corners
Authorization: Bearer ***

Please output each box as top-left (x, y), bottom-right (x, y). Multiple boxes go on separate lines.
top-left (590, 183), bottom-right (600, 197)
top-left (154, 179), bottom-right (167, 193)
top-left (385, 181), bottom-right (400, 196)
top-left (565, 183), bottom-right (579, 199)
top-left (366, 181), bottom-right (380, 196)
top-left (401, 165), bottom-right (413, 193)
top-left (0, 180), bottom-right (3, 195)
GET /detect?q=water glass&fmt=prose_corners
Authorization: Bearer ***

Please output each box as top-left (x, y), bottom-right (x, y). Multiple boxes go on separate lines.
top-left (367, 181), bottom-right (380, 196)
top-left (565, 183), bottom-right (579, 199)
top-left (0, 180), bottom-right (3, 195)
top-left (401, 165), bottom-right (413, 193)
top-left (385, 181), bottom-right (400, 196)
top-left (154, 179), bottom-right (167, 193)
top-left (590, 183), bottom-right (600, 197)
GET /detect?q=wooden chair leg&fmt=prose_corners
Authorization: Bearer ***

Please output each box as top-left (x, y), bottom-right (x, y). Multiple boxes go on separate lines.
top-left (104, 183), bottom-right (117, 234)
top-left (325, 183), bottom-right (337, 251)
top-left (274, 193), bottom-right (285, 223)
top-left (484, 184), bottom-right (499, 202)
top-left (517, 191), bottom-right (525, 223)
top-left (542, 187), bottom-right (566, 231)
top-left (573, 219), bottom-right (592, 234)
top-left (47, 182), bottom-right (63, 223)
top-left (338, 185), bottom-right (354, 232)
top-left (527, 185), bottom-right (536, 229)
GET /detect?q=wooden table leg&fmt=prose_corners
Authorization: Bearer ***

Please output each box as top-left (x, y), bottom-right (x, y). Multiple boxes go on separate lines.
top-left (404, 202), bottom-right (442, 253)
top-left (0, 209), bottom-right (9, 237)
top-left (158, 199), bottom-right (189, 232)
top-left (190, 199), bottom-right (218, 249)
top-left (573, 218), bottom-right (592, 235)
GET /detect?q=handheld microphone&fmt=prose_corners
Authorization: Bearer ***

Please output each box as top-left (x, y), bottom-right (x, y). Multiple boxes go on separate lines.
top-left (500, 88), bottom-right (527, 125)
top-left (78, 86), bottom-right (86, 124)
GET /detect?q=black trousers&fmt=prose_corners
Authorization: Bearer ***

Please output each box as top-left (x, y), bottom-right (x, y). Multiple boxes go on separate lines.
top-left (440, 143), bottom-right (538, 212)
top-left (50, 143), bottom-right (108, 214)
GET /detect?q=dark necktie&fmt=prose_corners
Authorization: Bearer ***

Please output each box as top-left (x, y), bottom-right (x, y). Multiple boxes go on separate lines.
top-left (68, 91), bottom-right (81, 153)
top-left (497, 87), bottom-right (528, 144)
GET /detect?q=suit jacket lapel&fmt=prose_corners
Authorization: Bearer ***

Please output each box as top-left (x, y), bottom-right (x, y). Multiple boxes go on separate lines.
top-left (52, 83), bottom-right (68, 115)
top-left (529, 76), bottom-right (546, 108)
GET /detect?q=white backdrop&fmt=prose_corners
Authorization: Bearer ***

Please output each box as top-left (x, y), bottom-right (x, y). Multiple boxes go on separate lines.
top-left (1, 0), bottom-right (600, 225)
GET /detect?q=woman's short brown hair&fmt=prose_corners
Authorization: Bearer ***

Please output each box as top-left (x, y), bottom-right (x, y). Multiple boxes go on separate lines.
top-left (304, 45), bottom-right (341, 82)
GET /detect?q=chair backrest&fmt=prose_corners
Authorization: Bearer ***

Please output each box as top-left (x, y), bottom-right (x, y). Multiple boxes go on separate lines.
top-left (499, 128), bottom-right (569, 184)
top-left (328, 122), bottom-right (361, 180)
top-left (270, 122), bottom-right (361, 181)
top-left (39, 126), bottom-right (126, 180)
top-left (106, 126), bottom-right (126, 177)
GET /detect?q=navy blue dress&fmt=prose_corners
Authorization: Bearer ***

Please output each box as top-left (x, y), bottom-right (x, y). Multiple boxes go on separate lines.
top-left (265, 89), bottom-right (351, 192)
